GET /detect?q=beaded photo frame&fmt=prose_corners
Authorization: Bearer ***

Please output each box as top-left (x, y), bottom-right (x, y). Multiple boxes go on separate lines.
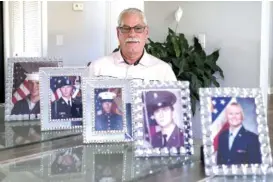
top-left (5, 57), bottom-right (63, 121)
top-left (200, 87), bottom-right (272, 176)
top-left (82, 78), bottom-right (133, 144)
top-left (39, 67), bottom-right (88, 131)
top-left (131, 80), bottom-right (193, 157)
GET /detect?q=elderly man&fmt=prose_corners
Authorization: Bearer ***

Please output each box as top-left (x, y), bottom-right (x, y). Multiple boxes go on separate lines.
top-left (11, 72), bottom-right (40, 115)
top-left (95, 91), bottom-right (123, 131)
top-left (51, 77), bottom-right (82, 120)
top-left (88, 8), bottom-right (176, 81)
top-left (217, 102), bottom-right (262, 165)
top-left (145, 90), bottom-right (184, 149)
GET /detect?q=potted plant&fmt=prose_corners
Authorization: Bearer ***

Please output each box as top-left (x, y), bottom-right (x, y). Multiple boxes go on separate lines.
top-left (144, 28), bottom-right (224, 115)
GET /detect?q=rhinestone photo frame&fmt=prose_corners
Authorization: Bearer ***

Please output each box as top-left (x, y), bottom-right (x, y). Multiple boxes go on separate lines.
top-left (5, 57), bottom-right (63, 121)
top-left (199, 87), bottom-right (272, 176)
top-left (39, 67), bottom-right (88, 131)
top-left (82, 77), bottom-right (133, 144)
top-left (132, 80), bottom-right (193, 157)
top-left (83, 143), bottom-right (132, 182)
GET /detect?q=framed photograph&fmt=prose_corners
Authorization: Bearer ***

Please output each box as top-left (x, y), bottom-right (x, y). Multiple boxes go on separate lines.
top-left (5, 57), bottom-right (63, 121)
top-left (83, 144), bottom-right (133, 182)
top-left (199, 87), bottom-right (272, 176)
top-left (39, 67), bottom-right (88, 131)
top-left (131, 80), bottom-right (193, 157)
top-left (5, 121), bottom-right (41, 148)
top-left (82, 78), bottom-right (133, 143)
top-left (41, 146), bottom-right (85, 181)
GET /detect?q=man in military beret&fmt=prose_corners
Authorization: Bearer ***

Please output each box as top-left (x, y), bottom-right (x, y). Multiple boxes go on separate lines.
top-left (51, 77), bottom-right (83, 120)
top-left (11, 72), bottom-right (40, 116)
top-left (144, 90), bottom-right (184, 149)
top-left (95, 91), bottom-right (123, 131)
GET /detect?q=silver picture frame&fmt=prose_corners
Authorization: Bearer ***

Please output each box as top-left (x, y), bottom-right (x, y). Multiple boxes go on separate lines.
top-left (199, 87), bottom-right (272, 176)
top-left (83, 143), bottom-right (132, 182)
top-left (131, 80), bottom-right (193, 157)
top-left (82, 77), bottom-right (133, 144)
top-left (39, 67), bottom-right (88, 131)
top-left (5, 57), bottom-right (63, 121)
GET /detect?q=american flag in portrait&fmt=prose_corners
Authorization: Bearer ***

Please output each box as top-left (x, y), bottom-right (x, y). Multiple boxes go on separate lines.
top-left (50, 76), bottom-right (81, 102)
top-left (94, 88), bottom-right (122, 116)
top-left (210, 96), bottom-right (237, 152)
top-left (12, 63), bottom-right (30, 104)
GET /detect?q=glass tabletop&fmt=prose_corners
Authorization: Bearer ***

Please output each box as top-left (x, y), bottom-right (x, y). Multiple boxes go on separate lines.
top-left (0, 105), bottom-right (82, 150)
top-left (0, 136), bottom-right (205, 182)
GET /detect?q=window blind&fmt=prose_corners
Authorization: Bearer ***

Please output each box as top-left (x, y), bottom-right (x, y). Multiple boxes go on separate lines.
top-left (9, 1), bottom-right (43, 57)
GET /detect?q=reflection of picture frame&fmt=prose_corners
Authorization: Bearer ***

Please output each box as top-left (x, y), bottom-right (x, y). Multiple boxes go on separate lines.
top-left (39, 67), bottom-right (87, 131)
top-left (200, 87), bottom-right (272, 176)
top-left (132, 80), bottom-right (193, 157)
top-left (83, 144), bottom-right (132, 182)
top-left (41, 146), bottom-right (85, 181)
top-left (82, 78), bottom-right (133, 143)
top-left (5, 121), bottom-right (41, 148)
top-left (5, 57), bottom-right (63, 121)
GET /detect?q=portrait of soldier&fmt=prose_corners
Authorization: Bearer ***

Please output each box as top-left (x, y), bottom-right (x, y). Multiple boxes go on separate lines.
top-left (51, 77), bottom-right (83, 120)
top-left (95, 91), bottom-right (123, 131)
top-left (144, 90), bottom-right (184, 149)
top-left (11, 72), bottom-right (40, 116)
top-left (11, 61), bottom-right (60, 118)
top-left (217, 102), bottom-right (262, 165)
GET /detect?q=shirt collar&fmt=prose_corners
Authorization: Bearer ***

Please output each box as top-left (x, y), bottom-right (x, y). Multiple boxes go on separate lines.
top-left (114, 49), bottom-right (154, 67)
top-left (229, 125), bottom-right (242, 137)
top-left (62, 97), bottom-right (72, 105)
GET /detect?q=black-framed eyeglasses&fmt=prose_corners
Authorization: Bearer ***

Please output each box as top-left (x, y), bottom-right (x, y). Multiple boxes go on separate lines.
top-left (118, 26), bottom-right (146, 33)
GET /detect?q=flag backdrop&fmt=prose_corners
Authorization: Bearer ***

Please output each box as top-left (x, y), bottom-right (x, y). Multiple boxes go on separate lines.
top-left (50, 76), bottom-right (81, 102)
top-left (12, 63), bottom-right (30, 104)
top-left (210, 97), bottom-right (257, 152)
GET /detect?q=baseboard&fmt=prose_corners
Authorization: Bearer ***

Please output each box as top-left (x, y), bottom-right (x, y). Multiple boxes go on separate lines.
top-left (268, 87), bottom-right (273, 94)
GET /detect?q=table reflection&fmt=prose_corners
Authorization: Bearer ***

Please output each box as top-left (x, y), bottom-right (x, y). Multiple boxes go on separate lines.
top-left (51, 146), bottom-right (83, 175)
top-left (3, 121), bottom-right (82, 149)
top-left (95, 153), bottom-right (123, 182)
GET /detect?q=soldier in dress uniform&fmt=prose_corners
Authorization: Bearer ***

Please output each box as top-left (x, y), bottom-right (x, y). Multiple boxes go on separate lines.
top-left (144, 90), bottom-right (184, 148)
top-left (51, 77), bottom-right (83, 120)
top-left (11, 72), bottom-right (40, 116)
top-left (95, 91), bottom-right (123, 131)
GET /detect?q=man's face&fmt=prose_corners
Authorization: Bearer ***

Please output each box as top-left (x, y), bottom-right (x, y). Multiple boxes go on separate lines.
top-left (28, 80), bottom-right (39, 97)
top-left (60, 85), bottom-right (73, 98)
top-left (117, 13), bottom-right (148, 56)
top-left (102, 101), bottom-right (112, 113)
top-left (153, 106), bottom-right (173, 128)
top-left (226, 105), bottom-right (243, 128)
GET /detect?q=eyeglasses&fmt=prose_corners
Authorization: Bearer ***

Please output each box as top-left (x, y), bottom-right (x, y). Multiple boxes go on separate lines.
top-left (118, 26), bottom-right (146, 33)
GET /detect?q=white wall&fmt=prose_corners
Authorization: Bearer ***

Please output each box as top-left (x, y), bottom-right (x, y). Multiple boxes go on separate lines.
top-left (47, 1), bottom-right (106, 66)
top-left (144, 1), bottom-right (262, 139)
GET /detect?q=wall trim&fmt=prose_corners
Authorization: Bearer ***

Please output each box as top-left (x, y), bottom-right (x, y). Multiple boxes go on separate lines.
top-left (268, 87), bottom-right (273, 94)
